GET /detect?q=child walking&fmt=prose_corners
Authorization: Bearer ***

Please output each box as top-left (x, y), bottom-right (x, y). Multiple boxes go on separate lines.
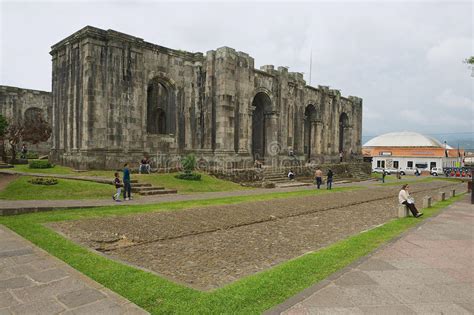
top-left (112, 172), bottom-right (122, 202)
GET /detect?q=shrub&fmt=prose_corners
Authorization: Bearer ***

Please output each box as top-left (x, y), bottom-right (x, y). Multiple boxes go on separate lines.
top-left (174, 173), bottom-right (202, 181)
top-left (29, 160), bottom-right (54, 169)
top-left (28, 177), bottom-right (58, 185)
top-left (181, 154), bottom-right (197, 174)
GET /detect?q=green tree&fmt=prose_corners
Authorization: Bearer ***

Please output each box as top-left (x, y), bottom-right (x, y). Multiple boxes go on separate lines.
top-left (464, 56), bottom-right (474, 77)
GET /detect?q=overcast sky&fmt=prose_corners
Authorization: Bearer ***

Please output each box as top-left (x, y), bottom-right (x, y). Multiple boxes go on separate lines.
top-left (1, 0), bottom-right (472, 139)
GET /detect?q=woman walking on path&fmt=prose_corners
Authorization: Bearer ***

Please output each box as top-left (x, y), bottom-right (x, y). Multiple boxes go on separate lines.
top-left (398, 184), bottom-right (423, 217)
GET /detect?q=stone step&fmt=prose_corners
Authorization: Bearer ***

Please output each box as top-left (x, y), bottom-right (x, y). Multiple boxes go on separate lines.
top-left (138, 189), bottom-right (178, 196)
top-left (275, 182), bottom-right (312, 188)
top-left (131, 186), bottom-right (164, 192)
top-left (132, 183), bottom-right (153, 187)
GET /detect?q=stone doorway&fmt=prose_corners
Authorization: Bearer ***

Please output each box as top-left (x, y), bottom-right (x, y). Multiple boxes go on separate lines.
top-left (339, 112), bottom-right (350, 153)
top-left (304, 105), bottom-right (317, 159)
top-left (251, 92), bottom-right (272, 160)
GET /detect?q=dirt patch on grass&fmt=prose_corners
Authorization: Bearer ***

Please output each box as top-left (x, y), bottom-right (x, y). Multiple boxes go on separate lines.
top-left (49, 181), bottom-right (465, 290)
top-left (0, 174), bottom-right (18, 192)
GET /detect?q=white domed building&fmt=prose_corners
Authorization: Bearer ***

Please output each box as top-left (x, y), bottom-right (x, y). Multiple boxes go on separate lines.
top-left (362, 131), bottom-right (464, 173)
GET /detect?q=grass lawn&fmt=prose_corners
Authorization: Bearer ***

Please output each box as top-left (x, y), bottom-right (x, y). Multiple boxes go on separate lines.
top-left (0, 176), bottom-right (116, 200)
top-left (11, 163), bottom-right (77, 175)
top-left (0, 188), bottom-right (464, 314)
top-left (10, 163), bottom-right (248, 194)
top-left (134, 172), bottom-right (249, 193)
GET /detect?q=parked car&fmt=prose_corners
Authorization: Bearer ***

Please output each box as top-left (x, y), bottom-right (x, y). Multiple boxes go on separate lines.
top-left (430, 167), bottom-right (444, 176)
top-left (372, 167), bottom-right (389, 175)
top-left (399, 168), bottom-right (420, 176)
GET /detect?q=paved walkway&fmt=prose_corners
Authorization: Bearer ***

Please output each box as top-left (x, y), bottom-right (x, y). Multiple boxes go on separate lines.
top-left (0, 225), bottom-right (148, 314)
top-left (268, 195), bottom-right (474, 314)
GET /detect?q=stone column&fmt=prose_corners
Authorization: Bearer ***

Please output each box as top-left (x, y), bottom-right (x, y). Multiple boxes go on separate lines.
top-left (310, 120), bottom-right (317, 158)
top-left (265, 111), bottom-right (280, 158)
top-left (315, 120), bottom-right (323, 155)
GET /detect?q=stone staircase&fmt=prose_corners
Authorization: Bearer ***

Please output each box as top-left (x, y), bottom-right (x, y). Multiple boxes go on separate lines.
top-left (262, 168), bottom-right (312, 188)
top-left (130, 180), bottom-right (177, 196)
top-left (0, 161), bottom-right (13, 169)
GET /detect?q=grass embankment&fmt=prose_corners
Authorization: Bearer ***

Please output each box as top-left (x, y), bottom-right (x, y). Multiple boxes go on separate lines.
top-left (10, 164), bottom-right (247, 194)
top-left (372, 173), bottom-right (463, 186)
top-left (0, 187), bottom-right (464, 314)
top-left (0, 176), bottom-right (115, 200)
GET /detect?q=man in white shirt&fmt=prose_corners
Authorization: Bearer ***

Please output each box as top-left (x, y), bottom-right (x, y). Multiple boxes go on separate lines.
top-left (399, 184), bottom-right (423, 217)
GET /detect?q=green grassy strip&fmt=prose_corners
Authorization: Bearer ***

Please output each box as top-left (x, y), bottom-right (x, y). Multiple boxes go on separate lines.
top-left (0, 191), bottom-right (464, 314)
top-left (0, 176), bottom-right (115, 200)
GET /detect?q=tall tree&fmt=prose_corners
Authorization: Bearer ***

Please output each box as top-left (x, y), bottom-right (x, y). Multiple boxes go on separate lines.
top-left (464, 56), bottom-right (474, 77)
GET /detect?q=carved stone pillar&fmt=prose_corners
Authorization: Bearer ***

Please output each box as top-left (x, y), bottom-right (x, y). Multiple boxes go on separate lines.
top-left (265, 111), bottom-right (280, 157)
top-left (315, 120), bottom-right (323, 155)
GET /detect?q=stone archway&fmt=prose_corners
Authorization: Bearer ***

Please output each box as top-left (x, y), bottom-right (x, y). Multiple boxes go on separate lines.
top-left (304, 105), bottom-right (317, 159)
top-left (251, 92), bottom-right (272, 160)
top-left (339, 112), bottom-right (350, 153)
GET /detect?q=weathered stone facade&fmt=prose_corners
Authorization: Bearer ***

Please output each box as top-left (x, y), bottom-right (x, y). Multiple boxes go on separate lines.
top-left (50, 26), bottom-right (363, 169)
top-left (0, 85), bottom-right (52, 154)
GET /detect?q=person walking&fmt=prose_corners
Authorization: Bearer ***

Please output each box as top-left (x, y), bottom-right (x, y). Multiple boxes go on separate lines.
top-left (382, 169), bottom-right (386, 183)
top-left (398, 184), bottom-right (423, 217)
top-left (314, 168), bottom-right (323, 189)
top-left (112, 172), bottom-right (122, 202)
top-left (326, 169), bottom-right (333, 190)
top-left (123, 163), bottom-right (132, 201)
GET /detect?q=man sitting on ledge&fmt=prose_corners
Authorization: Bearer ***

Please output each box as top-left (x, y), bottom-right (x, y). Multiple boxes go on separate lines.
top-left (398, 184), bottom-right (423, 217)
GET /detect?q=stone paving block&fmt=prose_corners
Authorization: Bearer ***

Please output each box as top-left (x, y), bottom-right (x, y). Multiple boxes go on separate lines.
top-left (9, 254), bottom-right (36, 265)
top-left (58, 287), bottom-right (107, 308)
top-left (4, 264), bottom-right (37, 276)
top-left (362, 270), bottom-right (419, 286)
top-left (302, 306), bottom-right (363, 314)
top-left (342, 285), bottom-right (403, 306)
top-left (0, 249), bottom-right (33, 258)
top-left (357, 304), bottom-right (416, 314)
top-left (281, 305), bottom-right (309, 315)
top-left (28, 258), bottom-right (58, 271)
top-left (0, 277), bottom-right (34, 290)
top-left (407, 302), bottom-right (472, 314)
top-left (356, 259), bottom-right (397, 271)
top-left (300, 285), bottom-right (355, 308)
top-left (0, 291), bottom-right (19, 308)
top-left (429, 283), bottom-right (474, 303)
top-left (381, 284), bottom-right (449, 304)
top-left (333, 271), bottom-right (378, 286)
top-left (0, 241), bottom-right (30, 253)
top-left (12, 277), bottom-right (86, 303)
top-left (387, 258), bottom-right (431, 270)
top-left (61, 299), bottom-right (124, 315)
top-left (394, 268), bottom-right (458, 285)
top-left (28, 268), bottom-right (69, 283)
top-left (9, 298), bottom-right (65, 315)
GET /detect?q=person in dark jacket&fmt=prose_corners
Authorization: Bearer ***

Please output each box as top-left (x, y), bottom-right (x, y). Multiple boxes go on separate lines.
top-left (327, 169), bottom-right (334, 190)
top-left (123, 163), bottom-right (132, 201)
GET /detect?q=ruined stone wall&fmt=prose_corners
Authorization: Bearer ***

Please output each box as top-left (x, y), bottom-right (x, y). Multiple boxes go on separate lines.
top-left (0, 85), bottom-right (52, 154)
top-left (50, 26), bottom-right (363, 170)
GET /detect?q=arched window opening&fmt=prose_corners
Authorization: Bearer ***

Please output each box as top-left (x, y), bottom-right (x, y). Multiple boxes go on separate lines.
top-left (339, 112), bottom-right (350, 153)
top-left (147, 81), bottom-right (169, 135)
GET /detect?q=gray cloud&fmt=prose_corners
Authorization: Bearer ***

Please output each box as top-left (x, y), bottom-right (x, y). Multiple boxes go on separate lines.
top-left (1, 1), bottom-right (472, 137)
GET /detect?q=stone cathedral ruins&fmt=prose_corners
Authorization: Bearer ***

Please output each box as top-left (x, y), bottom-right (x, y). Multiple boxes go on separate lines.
top-left (1, 26), bottom-right (363, 169)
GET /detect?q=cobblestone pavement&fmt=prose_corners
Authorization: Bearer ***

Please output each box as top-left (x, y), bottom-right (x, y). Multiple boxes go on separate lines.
top-left (267, 195), bottom-right (474, 315)
top-left (0, 225), bottom-right (148, 315)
